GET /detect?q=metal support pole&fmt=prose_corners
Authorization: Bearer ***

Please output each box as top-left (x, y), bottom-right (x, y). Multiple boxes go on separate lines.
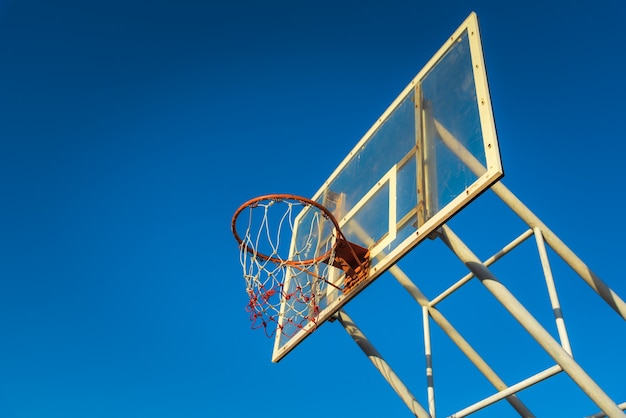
top-left (422, 306), bottom-right (436, 417)
top-left (438, 225), bottom-right (625, 417)
top-left (533, 227), bottom-right (572, 354)
top-left (336, 310), bottom-right (431, 418)
top-left (388, 264), bottom-right (535, 417)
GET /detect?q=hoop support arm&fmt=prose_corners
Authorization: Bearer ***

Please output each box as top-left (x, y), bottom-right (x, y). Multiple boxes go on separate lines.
top-left (328, 237), bottom-right (370, 293)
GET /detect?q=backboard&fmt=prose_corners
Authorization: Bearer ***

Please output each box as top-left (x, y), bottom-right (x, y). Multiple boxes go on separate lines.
top-left (272, 12), bottom-right (502, 362)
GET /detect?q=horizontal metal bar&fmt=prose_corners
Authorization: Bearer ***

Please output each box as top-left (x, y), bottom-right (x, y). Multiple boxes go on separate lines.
top-left (450, 365), bottom-right (562, 417)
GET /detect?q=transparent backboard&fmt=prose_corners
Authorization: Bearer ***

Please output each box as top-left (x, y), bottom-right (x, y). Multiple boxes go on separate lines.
top-left (273, 12), bottom-right (502, 362)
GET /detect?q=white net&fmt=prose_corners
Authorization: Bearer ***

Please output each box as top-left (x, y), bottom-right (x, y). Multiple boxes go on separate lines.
top-left (235, 196), bottom-right (340, 338)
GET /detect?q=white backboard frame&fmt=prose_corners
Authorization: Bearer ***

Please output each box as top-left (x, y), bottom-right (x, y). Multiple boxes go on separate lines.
top-left (272, 12), bottom-right (502, 362)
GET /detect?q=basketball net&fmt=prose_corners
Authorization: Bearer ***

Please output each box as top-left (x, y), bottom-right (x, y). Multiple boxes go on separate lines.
top-left (232, 194), bottom-right (369, 338)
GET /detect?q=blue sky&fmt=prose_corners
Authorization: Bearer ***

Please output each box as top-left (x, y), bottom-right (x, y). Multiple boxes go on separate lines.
top-left (1, 1), bottom-right (625, 417)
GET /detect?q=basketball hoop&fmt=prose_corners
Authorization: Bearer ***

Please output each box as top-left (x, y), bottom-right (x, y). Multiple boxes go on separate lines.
top-left (231, 194), bottom-right (370, 338)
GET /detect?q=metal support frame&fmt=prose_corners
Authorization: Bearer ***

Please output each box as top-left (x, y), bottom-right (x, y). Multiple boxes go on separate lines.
top-left (336, 180), bottom-right (625, 417)
top-left (438, 224), bottom-right (623, 417)
top-left (491, 181), bottom-right (626, 320)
